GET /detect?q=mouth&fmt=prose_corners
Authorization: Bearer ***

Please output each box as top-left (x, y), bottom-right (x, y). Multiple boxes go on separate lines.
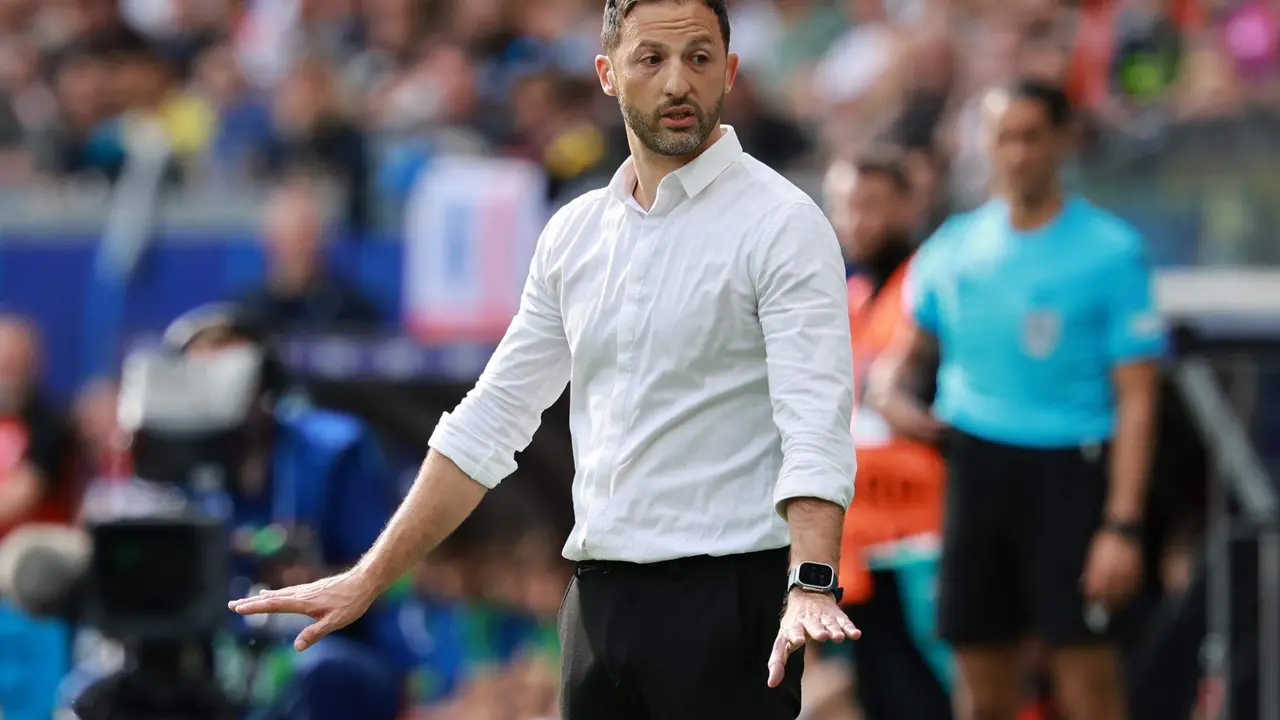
top-left (660, 106), bottom-right (696, 128)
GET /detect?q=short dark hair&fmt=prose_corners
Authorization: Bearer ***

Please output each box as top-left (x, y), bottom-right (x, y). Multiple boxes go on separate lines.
top-left (854, 146), bottom-right (911, 195)
top-left (602, 0), bottom-right (731, 55)
top-left (1008, 78), bottom-right (1072, 128)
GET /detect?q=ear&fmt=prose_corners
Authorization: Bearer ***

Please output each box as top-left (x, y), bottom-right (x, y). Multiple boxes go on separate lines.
top-left (724, 52), bottom-right (740, 95)
top-left (596, 55), bottom-right (617, 97)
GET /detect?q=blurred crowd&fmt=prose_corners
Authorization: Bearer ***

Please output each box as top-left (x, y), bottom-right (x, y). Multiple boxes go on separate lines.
top-left (0, 0), bottom-right (1276, 231)
top-left (0, 0), bottom-right (1275, 718)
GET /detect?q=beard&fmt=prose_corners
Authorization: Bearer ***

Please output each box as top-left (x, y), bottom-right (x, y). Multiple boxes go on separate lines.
top-left (619, 92), bottom-right (724, 157)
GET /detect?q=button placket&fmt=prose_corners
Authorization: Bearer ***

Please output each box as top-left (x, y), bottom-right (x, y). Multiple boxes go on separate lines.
top-left (610, 214), bottom-right (667, 508)
top-left (579, 209), bottom-right (638, 551)
top-left (589, 209), bottom-right (646, 543)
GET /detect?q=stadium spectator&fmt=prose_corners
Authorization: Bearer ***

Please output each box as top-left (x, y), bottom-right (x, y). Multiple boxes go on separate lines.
top-left (192, 38), bottom-right (276, 184)
top-left (265, 54), bottom-right (370, 231)
top-left (0, 33), bottom-right (48, 184)
top-left (826, 149), bottom-right (951, 720)
top-left (369, 38), bottom-right (494, 206)
top-left (236, 180), bottom-right (383, 333)
top-left (717, 72), bottom-right (811, 172)
top-left (1218, 0), bottom-right (1280, 93)
top-left (90, 38), bottom-right (216, 184)
top-left (27, 42), bottom-right (117, 183)
top-left (506, 70), bottom-right (610, 201)
top-left (1110, 0), bottom-right (1184, 108)
top-left (69, 378), bottom-right (125, 494)
top-left (0, 314), bottom-right (74, 539)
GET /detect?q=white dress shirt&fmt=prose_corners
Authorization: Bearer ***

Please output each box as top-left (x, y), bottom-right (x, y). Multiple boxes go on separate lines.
top-left (429, 126), bottom-right (856, 563)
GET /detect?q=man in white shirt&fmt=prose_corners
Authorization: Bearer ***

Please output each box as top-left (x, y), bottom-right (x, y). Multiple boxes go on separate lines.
top-left (230, 1), bottom-right (859, 717)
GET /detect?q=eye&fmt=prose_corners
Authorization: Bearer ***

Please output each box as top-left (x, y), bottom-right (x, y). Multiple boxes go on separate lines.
top-left (639, 55), bottom-right (661, 66)
top-left (690, 53), bottom-right (711, 64)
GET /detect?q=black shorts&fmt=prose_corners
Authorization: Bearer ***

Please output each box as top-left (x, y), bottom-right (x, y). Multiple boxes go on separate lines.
top-left (936, 429), bottom-right (1110, 648)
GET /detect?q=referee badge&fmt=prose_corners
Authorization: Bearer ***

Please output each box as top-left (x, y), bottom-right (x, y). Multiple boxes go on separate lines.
top-left (1021, 310), bottom-right (1062, 358)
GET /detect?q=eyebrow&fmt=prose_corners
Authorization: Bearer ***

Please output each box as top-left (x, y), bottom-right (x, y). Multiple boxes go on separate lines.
top-left (634, 34), bottom-right (716, 54)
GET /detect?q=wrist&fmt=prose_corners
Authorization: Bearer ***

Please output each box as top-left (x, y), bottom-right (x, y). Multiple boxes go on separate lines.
top-left (352, 560), bottom-right (395, 596)
top-left (1104, 504), bottom-right (1144, 524)
top-left (1100, 517), bottom-right (1144, 544)
top-left (787, 586), bottom-right (844, 608)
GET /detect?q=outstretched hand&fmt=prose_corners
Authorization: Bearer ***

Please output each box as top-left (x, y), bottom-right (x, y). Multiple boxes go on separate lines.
top-left (766, 590), bottom-right (860, 688)
top-left (229, 569), bottom-right (377, 651)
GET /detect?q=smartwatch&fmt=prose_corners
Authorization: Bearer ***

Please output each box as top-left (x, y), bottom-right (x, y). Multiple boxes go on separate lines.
top-left (787, 562), bottom-right (843, 604)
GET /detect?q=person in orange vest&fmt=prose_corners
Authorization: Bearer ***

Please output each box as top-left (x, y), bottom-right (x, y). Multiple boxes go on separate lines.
top-left (824, 148), bottom-right (952, 720)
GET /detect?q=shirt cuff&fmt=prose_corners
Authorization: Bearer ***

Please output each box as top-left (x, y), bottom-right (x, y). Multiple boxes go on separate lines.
top-left (773, 462), bottom-right (856, 520)
top-left (1111, 336), bottom-right (1168, 364)
top-left (427, 412), bottom-right (513, 490)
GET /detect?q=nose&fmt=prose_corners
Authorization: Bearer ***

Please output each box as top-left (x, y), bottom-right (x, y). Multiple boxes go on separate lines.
top-left (1006, 140), bottom-right (1034, 169)
top-left (661, 62), bottom-right (693, 98)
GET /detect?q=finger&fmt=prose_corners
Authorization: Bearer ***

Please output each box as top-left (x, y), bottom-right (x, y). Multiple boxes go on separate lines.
top-left (294, 618), bottom-right (336, 652)
top-left (228, 585), bottom-right (300, 610)
top-left (802, 616), bottom-right (830, 642)
top-left (232, 595), bottom-right (311, 616)
top-left (837, 615), bottom-right (861, 640)
top-left (229, 591), bottom-right (272, 610)
top-left (1080, 565), bottom-right (1101, 601)
top-left (820, 614), bottom-right (846, 642)
top-left (766, 634), bottom-right (791, 688)
top-left (787, 620), bottom-right (807, 642)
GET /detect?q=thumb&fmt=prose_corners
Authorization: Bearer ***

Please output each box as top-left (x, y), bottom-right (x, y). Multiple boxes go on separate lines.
top-left (294, 618), bottom-right (336, 652)
top-left (767, 653), bottom-right (786, 689)
top-left (766, 633), bottom-right (792, 688)
top-left (1081, 558), bottom-right (1103, 600)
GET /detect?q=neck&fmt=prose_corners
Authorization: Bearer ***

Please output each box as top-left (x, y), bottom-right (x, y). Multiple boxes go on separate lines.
top-left (628, 125), bottom-right (724, 210)
top-left (1007, 190), bottom-right (1066, 231)
top-left (269, 267), bottom-right (318, 297)
top-left (862, 238), bottom-right (913, 293)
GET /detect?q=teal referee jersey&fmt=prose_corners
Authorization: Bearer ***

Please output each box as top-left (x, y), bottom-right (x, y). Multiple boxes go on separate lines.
top-left (906, 195), bottom-right (1166, 448)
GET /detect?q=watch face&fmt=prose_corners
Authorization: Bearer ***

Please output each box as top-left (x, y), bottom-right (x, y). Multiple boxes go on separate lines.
top-left (799, 563), bottom-right (834, 588)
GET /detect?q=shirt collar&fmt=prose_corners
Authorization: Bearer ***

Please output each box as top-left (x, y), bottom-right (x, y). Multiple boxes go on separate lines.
top-left (607, 125), bottom-right (744, 208)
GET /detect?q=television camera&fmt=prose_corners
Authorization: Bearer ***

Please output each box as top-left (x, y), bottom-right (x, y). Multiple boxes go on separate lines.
top-left (1, 319), bottom-right (316, 720)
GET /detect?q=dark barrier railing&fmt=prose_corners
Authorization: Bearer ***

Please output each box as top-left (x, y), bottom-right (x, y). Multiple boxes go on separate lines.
top-left (1173, 334), bottom-right (1280, 720)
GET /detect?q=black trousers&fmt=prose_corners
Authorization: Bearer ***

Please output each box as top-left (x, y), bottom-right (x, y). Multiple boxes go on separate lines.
top-left (558, 547), bottom-right (803, 720)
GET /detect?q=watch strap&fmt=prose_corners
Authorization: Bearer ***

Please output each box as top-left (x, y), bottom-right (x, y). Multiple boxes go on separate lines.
top-left (1103, 518), bottom-right (1143, 542)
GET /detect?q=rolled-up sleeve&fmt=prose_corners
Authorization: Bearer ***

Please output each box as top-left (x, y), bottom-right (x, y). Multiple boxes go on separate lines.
top-left (751, 202), bottom-right (857, 516)
top-left (427, 213), bottom-right (573, 489)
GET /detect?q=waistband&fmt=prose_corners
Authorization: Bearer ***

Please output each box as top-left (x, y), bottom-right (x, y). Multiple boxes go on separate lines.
top-left (574, 546), bottom-right (789, 579)
top-left (945, 427), bottom-right (1110, 455)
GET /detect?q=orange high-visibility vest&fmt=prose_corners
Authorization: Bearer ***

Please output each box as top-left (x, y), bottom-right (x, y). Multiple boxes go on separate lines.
top-left (840, 262), bottom-right (945, 604)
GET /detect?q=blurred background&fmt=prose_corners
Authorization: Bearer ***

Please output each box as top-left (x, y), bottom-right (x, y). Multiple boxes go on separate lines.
top-left (0, 0), bottom-right (1278, 719)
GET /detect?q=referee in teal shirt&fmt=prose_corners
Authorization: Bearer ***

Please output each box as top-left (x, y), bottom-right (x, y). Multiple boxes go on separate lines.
top-left (871, 80), bottom-right (1165, 720)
